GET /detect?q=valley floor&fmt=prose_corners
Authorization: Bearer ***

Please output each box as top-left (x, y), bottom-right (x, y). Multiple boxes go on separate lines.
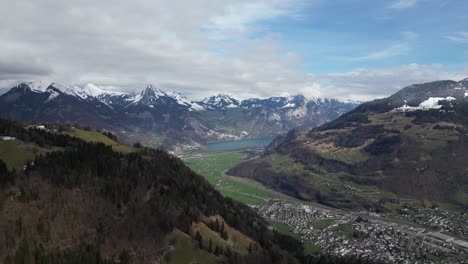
top-left (183, 149), bottom-right (468, 263)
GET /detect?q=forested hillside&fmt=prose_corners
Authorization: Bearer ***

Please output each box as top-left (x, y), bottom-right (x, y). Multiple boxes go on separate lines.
top-left (0, 119), bottom-right (382, 264)
top-left (0, 119), bottom-right (304, 263)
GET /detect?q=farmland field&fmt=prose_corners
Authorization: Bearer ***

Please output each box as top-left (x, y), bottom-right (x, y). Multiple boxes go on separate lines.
top-left (183, 150), bottom-right (287, 206)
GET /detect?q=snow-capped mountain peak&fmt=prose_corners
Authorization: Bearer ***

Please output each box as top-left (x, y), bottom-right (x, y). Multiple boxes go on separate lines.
top-left (459, 77), bottom-right (468, 88)
top-left (140, 84), bottom-right (165, 98)
top-left (22, 81), bottom-right (47, 93)
top-left (82, 83), bottom-right (126, 97)
top-left (48, 82), bottom-right (89, 100)
top-left (199, 94), bottom-right (241, 109)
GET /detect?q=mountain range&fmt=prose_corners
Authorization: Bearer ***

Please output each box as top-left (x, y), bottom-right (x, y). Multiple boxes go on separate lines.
top-left (228, 78), bottom-right (468, 210)
top-left (0, 82), bottom-right (358, 152)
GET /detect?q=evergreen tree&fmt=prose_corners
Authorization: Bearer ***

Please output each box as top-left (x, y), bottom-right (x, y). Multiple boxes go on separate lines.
top-left (208, 238), bottom-right (213, 253)
top-left (220, 222), bottom-right (228, 240)
top-left (195, 231), bottom-right (203, 249)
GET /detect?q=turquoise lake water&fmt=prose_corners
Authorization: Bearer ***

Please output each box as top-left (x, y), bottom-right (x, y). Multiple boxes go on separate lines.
top-left (205, 137), bottom-right (274, 151)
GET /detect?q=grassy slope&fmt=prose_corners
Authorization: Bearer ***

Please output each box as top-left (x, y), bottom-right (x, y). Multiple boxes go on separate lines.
top-left (0, 127), bottom-right (134, 171)
top-left (0, 140), bottom-right (59, 170)
top-left (65, 128), bottom-right (135, 154)
top-left (253, 112), bottom-right (466, 210)
top-left (198, 216), bottom-right (254, 254)
top-left (267, 220), bottom-right (300, 240)
top-left (304, 243), bottom-right (320, 256)
top-left (308, 219), bottom-right (335, 229)
top-left (164, 230), bottom-right (219, 264)
top-left (165, 215), bottom-right (255, 264)
top-left (332, 224), bottom-right (354, 238)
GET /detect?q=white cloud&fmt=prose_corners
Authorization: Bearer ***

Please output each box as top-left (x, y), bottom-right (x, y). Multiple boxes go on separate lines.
top-left (0, 0), bottom-right (313, 100)
top-left (0, 0), bottom-right (465, 103)
top-left (446, 32), bottom-right (468, 43)
top-left (205, 0), bottom-right (309, 40)
top-left (312, 64), bottom-right (468, 101)
top-left (387, 0), bottom-right (419, 9)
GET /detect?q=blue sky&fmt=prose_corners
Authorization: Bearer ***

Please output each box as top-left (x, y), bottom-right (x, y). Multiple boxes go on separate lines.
top-left (0, 0), bottom-right (467, 100)
top-left (266, 0), bottom-right (468, 73)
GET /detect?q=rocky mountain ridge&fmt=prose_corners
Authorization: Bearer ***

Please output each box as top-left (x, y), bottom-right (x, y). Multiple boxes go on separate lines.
top-left (0, 82), bottom-right (358, 152)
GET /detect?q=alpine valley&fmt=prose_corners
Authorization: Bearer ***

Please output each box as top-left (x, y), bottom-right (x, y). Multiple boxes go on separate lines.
top-left (228, 78), bottom-right (468, 210)
top-left (0, 82), bottom-right (358, 153)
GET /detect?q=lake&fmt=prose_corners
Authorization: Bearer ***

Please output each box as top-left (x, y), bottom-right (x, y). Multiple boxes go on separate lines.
top-left (205, 137), bottom-right (274, 151)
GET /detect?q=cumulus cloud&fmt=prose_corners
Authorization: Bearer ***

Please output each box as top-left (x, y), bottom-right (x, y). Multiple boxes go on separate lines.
top-left (0, 0), bottom-right (465, 102)
top-left (312, 64), bottom-right (468, 101)
top-left (0, 0), bottom-right (312, 99)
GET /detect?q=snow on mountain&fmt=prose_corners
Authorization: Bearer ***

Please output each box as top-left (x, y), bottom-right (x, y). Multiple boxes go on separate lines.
top-left (199, 94), bottom-right (241, 110)
top-left (15, 81), bottom-right (358, 113)
top-left (140, 84), bottom-right (165, 98)
top-left (394, 97), bottom-right (456, 112)
top-left (128, 84), bottom-right (203, 111)
top-left (47, 83), bottom-right (95, 100)
top-left (281, 103), bottom-right (296, 108)
top-left (168, 91), bottom-right (203, 111)
top-left (82, 83), bottom-right (126, 97)
top-left (17, 82), bottom-right (200, 110)
top-left (419, 97), bottom-right (456, 109)
top-left (45, 88), bottom-right (60, 102)
top-left (190, 102), bottom-right (205, 111)
top-left (23, 81), bottom-right (47, 93)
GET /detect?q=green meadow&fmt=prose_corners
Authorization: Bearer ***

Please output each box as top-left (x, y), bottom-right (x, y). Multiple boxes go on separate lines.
top-left (184, 151), bottom-right (284, 206)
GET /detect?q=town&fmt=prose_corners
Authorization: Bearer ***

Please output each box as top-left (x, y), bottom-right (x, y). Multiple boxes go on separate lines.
top-left (257, 200), bottom-right (468, 263)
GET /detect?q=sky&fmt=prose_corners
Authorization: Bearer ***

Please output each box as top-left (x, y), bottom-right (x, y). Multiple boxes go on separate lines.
top-left (0, 0), bottom-right (467, 101)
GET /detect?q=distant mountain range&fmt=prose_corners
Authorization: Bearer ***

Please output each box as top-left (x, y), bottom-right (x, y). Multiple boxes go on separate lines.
top-left (0, 82), bottom-right (358, 152)
top-left (228, 78), bottom-right (468, 210)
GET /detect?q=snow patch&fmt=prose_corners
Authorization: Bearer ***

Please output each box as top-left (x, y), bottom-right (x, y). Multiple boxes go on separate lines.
top-left (83, 83), bottom-right (126, 97)
top-left (49, 83), bottom-right (89, 99)
top-left (394, 97), bottom-right (456, 112)
top-left (199, 94), bottom-right (240, 109)
top-left (46, 89), bottom-right (60, 102)
top-left (190, 102), bottom-right (205, 111)
top-left (281, 103), bottom-right (296, 108)
top-left (167, 92), bottom-right (192, 108)
top-left (24, 81), bottom-right (47, 93)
